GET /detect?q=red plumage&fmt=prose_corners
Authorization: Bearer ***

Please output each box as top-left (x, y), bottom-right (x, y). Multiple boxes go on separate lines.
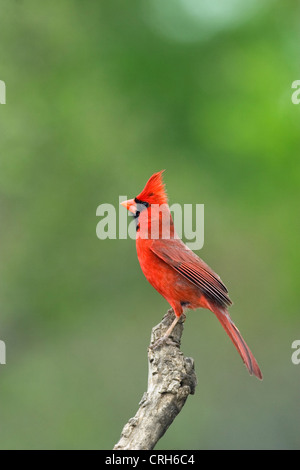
top-left (121, 171), bottom-right (262, 380)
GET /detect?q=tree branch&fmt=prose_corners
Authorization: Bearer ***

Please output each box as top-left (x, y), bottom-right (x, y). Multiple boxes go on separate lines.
top-left (113, 309), bottom-right (197, 450)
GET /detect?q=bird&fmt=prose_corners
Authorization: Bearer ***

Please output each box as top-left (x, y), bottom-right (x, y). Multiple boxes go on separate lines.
top-left (121, 170), bottom-right (262, 379)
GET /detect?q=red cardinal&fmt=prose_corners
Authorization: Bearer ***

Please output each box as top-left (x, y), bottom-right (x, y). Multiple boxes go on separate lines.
top-left (121, 170), bottom-right (262, 379)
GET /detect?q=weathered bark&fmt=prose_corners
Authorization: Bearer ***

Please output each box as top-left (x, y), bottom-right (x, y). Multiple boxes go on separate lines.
top-left (113, 309), bottom-right (197, 450)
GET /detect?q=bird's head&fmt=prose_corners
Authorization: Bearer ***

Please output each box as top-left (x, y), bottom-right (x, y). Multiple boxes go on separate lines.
top-left (121, 170), bottom-right (167, 216)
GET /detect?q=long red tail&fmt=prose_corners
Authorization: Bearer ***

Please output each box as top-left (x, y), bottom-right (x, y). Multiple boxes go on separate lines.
top-left (212, 307), bottom-right (262, 380)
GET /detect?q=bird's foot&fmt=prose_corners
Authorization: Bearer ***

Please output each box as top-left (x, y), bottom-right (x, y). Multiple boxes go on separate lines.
top-left (180, 312), bottom-right (187, 323)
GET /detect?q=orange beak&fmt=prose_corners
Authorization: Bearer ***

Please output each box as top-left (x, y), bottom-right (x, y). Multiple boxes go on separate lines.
top-left (120, 198), bottom-right (137, 214)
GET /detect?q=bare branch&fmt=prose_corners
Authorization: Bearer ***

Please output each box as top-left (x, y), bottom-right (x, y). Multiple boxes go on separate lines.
top-left (113, 309), bottom-right (197, 450)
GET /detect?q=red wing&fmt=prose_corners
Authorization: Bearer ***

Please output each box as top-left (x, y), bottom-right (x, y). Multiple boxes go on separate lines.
top-left (150, 238), bottom-right (232, 307)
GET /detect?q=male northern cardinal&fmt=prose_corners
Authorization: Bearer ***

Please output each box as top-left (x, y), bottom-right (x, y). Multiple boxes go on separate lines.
top-left (121, 171), bottom-right (262, 379)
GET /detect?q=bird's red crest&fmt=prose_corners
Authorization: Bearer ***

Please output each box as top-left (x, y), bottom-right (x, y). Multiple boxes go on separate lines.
top-left (136, 170), bottom-right (168, 205)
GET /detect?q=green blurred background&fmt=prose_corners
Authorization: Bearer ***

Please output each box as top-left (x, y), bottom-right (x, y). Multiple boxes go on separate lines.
top-left (0, 0), bottom-right (299, 450)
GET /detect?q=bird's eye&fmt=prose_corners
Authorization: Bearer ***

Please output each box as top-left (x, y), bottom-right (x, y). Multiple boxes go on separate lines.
top-left (134, 198), bottom-right (149, 208)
